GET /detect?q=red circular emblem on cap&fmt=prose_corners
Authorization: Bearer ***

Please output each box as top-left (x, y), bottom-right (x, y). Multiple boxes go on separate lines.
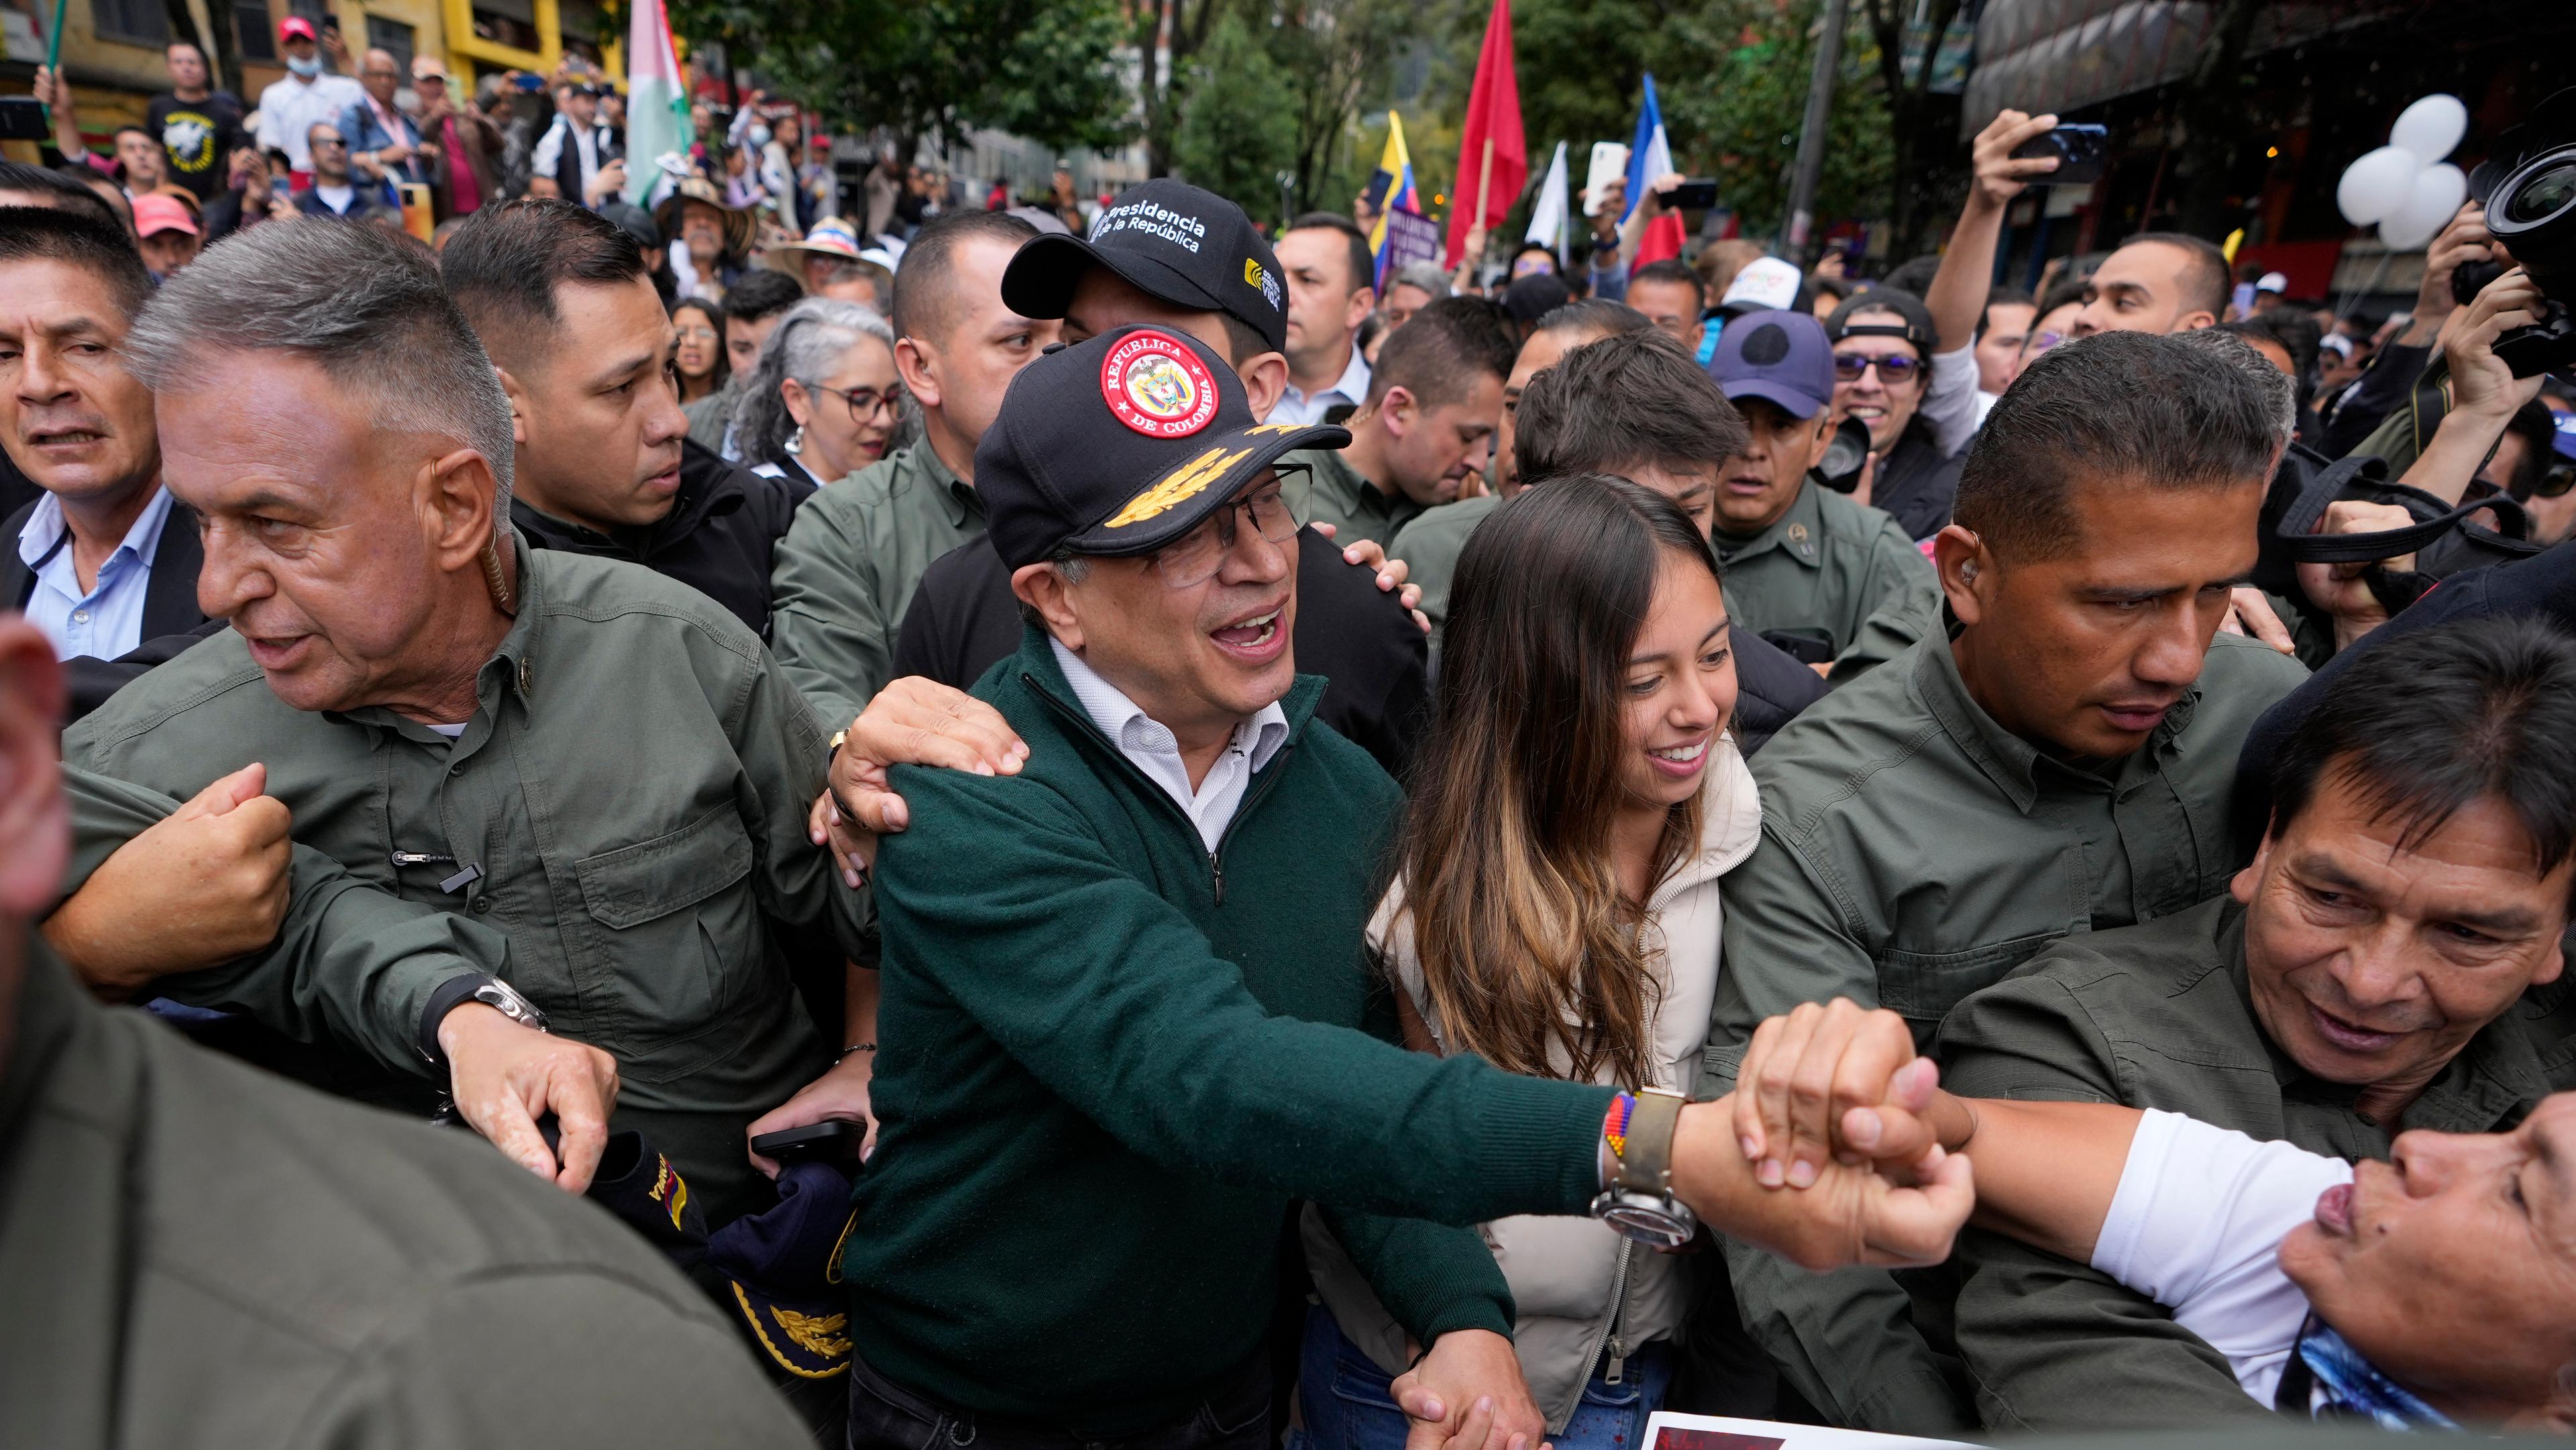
top-left (1099, 330), bottom-right (1220, 439)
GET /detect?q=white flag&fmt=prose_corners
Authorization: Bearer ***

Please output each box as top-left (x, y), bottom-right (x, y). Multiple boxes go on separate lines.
top-left (1524, 141), bottom-right (1569, 260)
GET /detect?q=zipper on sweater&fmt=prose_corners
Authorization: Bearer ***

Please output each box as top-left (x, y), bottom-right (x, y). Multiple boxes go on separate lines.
top-left (1020, 671), bottom-right (1295, 907)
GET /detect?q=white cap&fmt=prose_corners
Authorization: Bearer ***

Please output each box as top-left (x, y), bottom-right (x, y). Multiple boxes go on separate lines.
top-left (1720, 256), bottom-right (1803, 313)
top-left (2256, 271), bottom-right (2290, 293)
top-left (2318, 333), bottom-right (2354, 358)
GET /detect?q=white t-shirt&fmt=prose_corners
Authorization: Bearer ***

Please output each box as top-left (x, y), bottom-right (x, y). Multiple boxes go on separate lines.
top-left (2090, 1109), bottom-right (2354, 1406)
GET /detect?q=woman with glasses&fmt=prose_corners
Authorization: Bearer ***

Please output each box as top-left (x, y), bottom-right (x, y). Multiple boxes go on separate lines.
top-left (734, 298), bottom-right (904, 491)
top-left (1302, 478), bottom-right (1761, 1450)
top-left (671, 297), bottom-right (729, 408)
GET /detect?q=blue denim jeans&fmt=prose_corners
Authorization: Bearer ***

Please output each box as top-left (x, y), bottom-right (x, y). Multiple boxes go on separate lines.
top-left (1295, 1306), bottom-right (1672, 1450)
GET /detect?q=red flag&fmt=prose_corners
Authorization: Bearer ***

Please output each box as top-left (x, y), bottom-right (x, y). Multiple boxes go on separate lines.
top-left (1632, 212), bottom-right (1688, 271)
top-left (1443, 0), bottom-right (1526, 270)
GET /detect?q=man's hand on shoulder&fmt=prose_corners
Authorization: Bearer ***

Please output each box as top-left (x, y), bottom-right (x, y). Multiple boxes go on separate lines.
top-left (1313, 522), bottom-right (1430, 633)
top-left (1389, 1328), bottom-right (1549, 1450)
top-left (440, 1003), bottom-right (621, 1192)
top-left (48, 763), bottom-right (291, 999)
top-left (812, 677), bottom-right (1030, 882)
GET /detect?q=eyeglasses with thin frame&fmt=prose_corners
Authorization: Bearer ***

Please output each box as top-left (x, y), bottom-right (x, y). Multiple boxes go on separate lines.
top-left (2023, 329), bottom-right (2070, 358)
top-left (1831, 352), bottom-right (1921, 385)
top-left (1149, 471), bottom-right (1301, 589)
top-left (806, 382), bottom-right (900, 425)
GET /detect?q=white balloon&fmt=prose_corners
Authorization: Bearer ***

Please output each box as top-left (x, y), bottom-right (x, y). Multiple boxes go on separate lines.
top-left (2379, 162), bottom-right (2469, 251)
top-left (2337, 145), bottom-right (2420, 226)
top-left (2390, 93), bottom-right (2469, 164)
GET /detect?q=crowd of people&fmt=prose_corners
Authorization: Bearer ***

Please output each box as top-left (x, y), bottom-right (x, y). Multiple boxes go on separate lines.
top-left (4, 62), bottom-right (2576, 1450)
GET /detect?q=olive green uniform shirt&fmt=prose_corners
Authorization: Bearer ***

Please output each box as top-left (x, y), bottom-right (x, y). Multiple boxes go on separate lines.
top-left (767, 442), bottom-right (983, 731)
top-left (1697, 630), bottom-right (2308, 1433)
top-left (1713, 483), bottom-right (1937, 684)
top-left (684, 376), bottom-right (741, 454)
top-left (1384, 493), bottom-right (1499, 661)
top-left (64, 543), bottom-right (863, 1224)
top-left (1936, 895), bottom-right (2576, 1431)
top-left (1282, 447), bottom-right (1425, 552)
top-left (0, 941), bottom-right (811, 1450)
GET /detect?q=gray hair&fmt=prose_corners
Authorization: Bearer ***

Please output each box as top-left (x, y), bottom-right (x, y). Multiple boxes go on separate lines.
top-left (1391, 261), bottom-right (1452, 299)
top-left (123, 219), bottom-right (519, 525)
top-left (731, 297), bottom-right (899, 471)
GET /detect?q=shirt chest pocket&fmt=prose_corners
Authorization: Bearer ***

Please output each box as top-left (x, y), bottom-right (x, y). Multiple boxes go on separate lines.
top-left (1875, 929), bottom-right (2069, 1027)
top-left (573, 802), bottom-right (760, 1079)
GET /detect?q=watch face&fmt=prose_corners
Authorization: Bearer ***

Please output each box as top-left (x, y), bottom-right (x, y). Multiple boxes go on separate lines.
top-left (1598, 1195), bottom-right (1697, 1249)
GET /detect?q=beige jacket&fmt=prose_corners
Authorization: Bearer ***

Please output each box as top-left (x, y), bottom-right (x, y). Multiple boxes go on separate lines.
top-left (1307, 740), bottom-right (1764, 1429)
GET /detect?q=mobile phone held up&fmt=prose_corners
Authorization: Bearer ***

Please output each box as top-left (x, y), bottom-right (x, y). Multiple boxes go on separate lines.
top-left (1662, 179), bottom-right (1719, 211)
top-left (0, 96), bottom-right (48, 144)
top-left (2012, 123), bottom-right (2108, 187)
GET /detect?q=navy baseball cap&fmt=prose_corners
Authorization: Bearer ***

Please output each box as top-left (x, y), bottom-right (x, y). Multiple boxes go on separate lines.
top-left (977, 324), bottom-right (1346, 570)
top-left (1709, 309), bottom-right (1836, 420)
top-left (1001, 179), bottom-right (1289, 354)
top-left (704, 1162), bottom-right (857, 1380)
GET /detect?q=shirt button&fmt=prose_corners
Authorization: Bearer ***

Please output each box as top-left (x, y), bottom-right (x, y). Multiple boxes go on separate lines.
top-left (470, 894), bottom-right (492, 913)
top-left (71, 609), bottom-right (89, 624)
top-left (449, 763), bottom-right (465, 776)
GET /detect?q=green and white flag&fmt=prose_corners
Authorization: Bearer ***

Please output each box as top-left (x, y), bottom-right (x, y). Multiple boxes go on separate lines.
top-left (623, 0), bottom-right (692, 207)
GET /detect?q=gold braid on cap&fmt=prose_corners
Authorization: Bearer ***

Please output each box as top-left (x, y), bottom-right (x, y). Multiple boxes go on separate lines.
top-left (480, 533), bottom-right (518, 617)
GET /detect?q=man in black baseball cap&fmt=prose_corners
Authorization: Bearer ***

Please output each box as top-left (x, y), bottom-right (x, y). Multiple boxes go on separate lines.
top-left (1823, 289), bottom-right (1964, 539)
top-left (828, 319), bottom-right (1974, 1450)
top-left (1002, 178), bottom-right (1289, 383)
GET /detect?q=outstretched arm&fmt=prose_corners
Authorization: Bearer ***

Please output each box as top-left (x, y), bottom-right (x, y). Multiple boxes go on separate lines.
top-left (1731, 998), bottom-right (2142, 1262)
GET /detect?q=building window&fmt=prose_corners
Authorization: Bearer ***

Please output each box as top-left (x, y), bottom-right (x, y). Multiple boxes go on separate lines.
top-left (233, 0), bottom-right (275, 60)
top-left (365, 13), bottom-right (413, 73)
top-left (91, 0), bottom-right (170, 47)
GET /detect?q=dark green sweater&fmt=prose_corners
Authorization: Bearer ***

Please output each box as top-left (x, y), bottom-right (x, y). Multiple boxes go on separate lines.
top-left (847, 627), bottom-right (1612, 1430)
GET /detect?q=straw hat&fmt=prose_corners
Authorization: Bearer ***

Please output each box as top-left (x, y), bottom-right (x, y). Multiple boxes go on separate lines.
top-left (653, 176), bottom-right (755, 258)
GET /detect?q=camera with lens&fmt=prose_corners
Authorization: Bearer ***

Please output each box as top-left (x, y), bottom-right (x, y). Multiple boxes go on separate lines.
top-left (2454, 87), bottom-right (2576, 376)
top-left (1809, 417), bottom-right (1875, 493)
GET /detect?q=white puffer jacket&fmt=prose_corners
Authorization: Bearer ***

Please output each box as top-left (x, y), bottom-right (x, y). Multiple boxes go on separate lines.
top-left (1306, 741), bottom-right (1764, 1430)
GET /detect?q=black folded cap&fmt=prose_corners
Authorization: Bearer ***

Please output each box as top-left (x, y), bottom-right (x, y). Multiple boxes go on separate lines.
top-left (1000, 178), bottom-right (1289, 354)
top-left (975, 323), bottom-right (1348, 570)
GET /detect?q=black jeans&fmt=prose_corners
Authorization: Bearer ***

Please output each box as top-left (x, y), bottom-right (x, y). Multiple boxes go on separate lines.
top-left (846, 1349), bottom-right (1271, 1450)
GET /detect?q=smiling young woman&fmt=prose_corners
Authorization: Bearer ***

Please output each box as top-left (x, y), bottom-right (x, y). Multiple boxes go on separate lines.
top-left (1301, 476), bottom-right (1763, 1443)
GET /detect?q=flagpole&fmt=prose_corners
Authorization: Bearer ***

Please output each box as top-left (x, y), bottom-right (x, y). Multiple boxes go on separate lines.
top-left (1474, 138), bottom-right (1495, 266)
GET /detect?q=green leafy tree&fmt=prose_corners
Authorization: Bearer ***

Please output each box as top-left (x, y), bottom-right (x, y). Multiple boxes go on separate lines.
top-left (1662, 0), bottom-right (1890, 240)
top-left (667, 0), bottom-right (1137, 159)
top-left (1171, 13), bottom-right (1302, 223)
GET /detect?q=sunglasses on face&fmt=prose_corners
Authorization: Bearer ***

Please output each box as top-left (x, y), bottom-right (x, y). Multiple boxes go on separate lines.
top-left (2538, 460), bottom-right (2576, 501)
top-left (2023, 329), bottom-right (2069, 357)
top-left (1832, 352), bottom-right (1921, 384)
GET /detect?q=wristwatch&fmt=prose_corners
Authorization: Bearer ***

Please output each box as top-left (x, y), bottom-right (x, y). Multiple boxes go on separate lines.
top-left (1591, 1086), bottom-right (1699, 1249)
top-left (417, 973), bottom-right (548, 1070)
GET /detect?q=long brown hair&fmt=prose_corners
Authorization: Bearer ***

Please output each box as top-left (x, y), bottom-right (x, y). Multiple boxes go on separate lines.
top-left (1399, 477), bottom-right (1724, 1088)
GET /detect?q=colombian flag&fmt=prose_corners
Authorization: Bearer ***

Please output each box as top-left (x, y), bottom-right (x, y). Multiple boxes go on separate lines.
top-left (1366, 112), bottom-right (1420, 288)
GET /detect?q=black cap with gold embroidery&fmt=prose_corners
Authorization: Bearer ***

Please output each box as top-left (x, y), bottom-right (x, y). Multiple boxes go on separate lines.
top-left (1001, 178), bottom-right (1289, 352)
top-left (976, 323), bottom-right (1349, 570)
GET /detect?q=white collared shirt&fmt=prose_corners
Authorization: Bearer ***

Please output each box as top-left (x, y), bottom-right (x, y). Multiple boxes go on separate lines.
top-left (1049, 637), bottom-right (1289, 853)
top-left (1269, 344), bottom-right (1372, 427)
top-left (18, 486), bottom-right (176, 663)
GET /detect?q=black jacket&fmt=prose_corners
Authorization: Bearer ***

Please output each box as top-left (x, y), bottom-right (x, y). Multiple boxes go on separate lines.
top-left (892, 526), bottom-right (1432, 782)
top-left (0, 495), bottom-right (215, 721)
top-left (1727, 623), bottom-right (1830, 757)
top-left (1866, 422), bottom-right (1965, 541)
top-left (511, 439), bottom-right (809, 639)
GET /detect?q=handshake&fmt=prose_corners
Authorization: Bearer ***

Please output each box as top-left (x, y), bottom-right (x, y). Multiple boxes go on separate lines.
top-left (1677, 1000), bottom-right (1982, 1273)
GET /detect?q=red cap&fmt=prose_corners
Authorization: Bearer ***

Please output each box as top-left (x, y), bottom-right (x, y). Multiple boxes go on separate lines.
top-left (133, 194), bottom-right (201, 238)
top-left (278, 15), bottom-right (317, 42)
